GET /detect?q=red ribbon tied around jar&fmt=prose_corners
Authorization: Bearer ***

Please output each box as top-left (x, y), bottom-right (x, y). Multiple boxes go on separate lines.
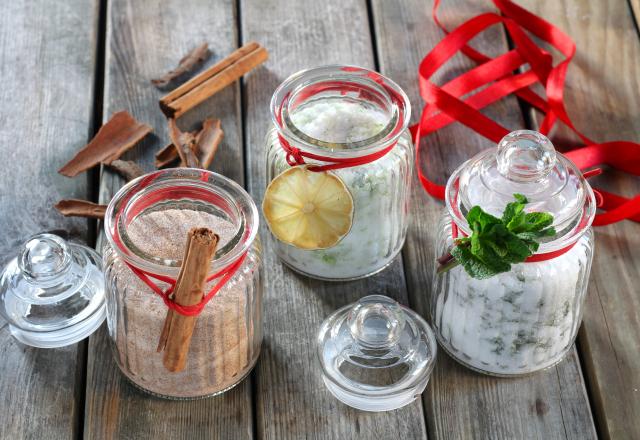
top-left (413, 0), bottom-right (640, 227)
top-left (111, 171), bottom-right (249, 317)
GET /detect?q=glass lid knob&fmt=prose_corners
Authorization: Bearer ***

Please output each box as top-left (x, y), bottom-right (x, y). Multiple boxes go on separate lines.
top-left (496, 130), bottom-right (557, 182)
top-left (18, 233), bottom-right (71, 280)
top-left (347, 294), bottom-right (405, 349)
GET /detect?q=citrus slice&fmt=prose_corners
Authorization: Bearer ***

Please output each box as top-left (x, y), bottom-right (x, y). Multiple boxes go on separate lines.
top-left (263, 166), bottom-right (354, 250)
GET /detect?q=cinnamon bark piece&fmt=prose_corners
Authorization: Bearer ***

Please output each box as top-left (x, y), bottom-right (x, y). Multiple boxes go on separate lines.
top-left (151, 43), bottom-right (211, 88)
top-left (155, 118), bottom-right (224, 169)
top-left (160, 42), bottom-right (268, 118)
top-left (108, 160), bottom-right (145, 181)
top-left (54, 199), bottom-right (107, 219)
top-left (155, 143), bottom-right (181, 168)
top-left (195, 118), bottom-right (224, 168)
top-left (158, 228), bottom-right (219, 372)
top-left (167, 118), bottom-right (200, 168)
top-left (59, 111), bottom-right (152, 177)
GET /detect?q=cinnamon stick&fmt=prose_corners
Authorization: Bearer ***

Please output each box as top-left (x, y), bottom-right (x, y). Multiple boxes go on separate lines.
top-left (168, 118), bottom-right (200, 168)
top-left (54, 199), bottom-right (107, 219)
top-left (108, 160), bottom-right (145, 181)
top-left (160, 42), bottom-right (268, 118)
top-left (157, 228), bottom-right (219, 372)
top-left (155, 118), bottom-right (224, 169)
top-left (151, 43), bottom-right (211, 88)
top-left (59, 111), bottom-right (152, 177)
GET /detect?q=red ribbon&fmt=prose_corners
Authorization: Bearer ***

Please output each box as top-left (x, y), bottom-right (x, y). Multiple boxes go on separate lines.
top-left (125, 253), bottom-right (247, 317)
top-left (414, 0), bottom-right (640, 229)
top-left (278, 133), bottom-right (396, 172)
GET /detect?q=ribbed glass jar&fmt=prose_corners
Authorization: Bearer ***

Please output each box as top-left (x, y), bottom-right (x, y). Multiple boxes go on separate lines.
top-left (432, 215), bottom-right (594, 375)
top-left (103, 169), bottom-right (262, 399)
top-left (265, 65), bottom-right (413, 281)
top-left (430, 130), bottom-right (596, 376)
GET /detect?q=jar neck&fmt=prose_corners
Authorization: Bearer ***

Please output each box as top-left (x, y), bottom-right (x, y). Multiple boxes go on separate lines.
top-left (270, 65), bottom-right (410, 159)
top-left (104, 169), bottom-right (258, 277)
top-left (445, 160), bottom-right (596, 254)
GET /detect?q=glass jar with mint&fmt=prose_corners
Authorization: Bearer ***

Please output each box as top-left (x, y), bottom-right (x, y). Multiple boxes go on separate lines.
top-left (432, 130), bottom-right (596, 376)
top-left (263, 65), bottom-right (413, 281)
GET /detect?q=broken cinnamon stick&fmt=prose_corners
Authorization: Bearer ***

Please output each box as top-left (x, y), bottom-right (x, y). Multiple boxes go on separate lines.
top-left (108, 160), bottom-right (145, 181)
top-left (167, 118), bottom-right (200, 168)
top-left (155, 143), bottom-right (181, 168)
top-left (160, 42), bottom-right (268, 118)
top-left (59, 111), bottom-right (152, 177)
top-left (151, 43), bottom-right (211, 88)
top-left (155, 118), bottom-right (224, 169)
top-left (54, 199), bottom-right (107, 219)
top-left (196, 118), bottom-right (224, 168)
top-left (158, 228), bottom-right (219, 372)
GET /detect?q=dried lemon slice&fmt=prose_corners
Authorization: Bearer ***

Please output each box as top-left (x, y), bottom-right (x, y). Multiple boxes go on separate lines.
top-left (263, 166), bottom-right (354, 250)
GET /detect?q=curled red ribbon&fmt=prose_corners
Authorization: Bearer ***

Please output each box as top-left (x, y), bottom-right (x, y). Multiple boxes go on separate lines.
top-left (414, 0), bottom-right (640, 227)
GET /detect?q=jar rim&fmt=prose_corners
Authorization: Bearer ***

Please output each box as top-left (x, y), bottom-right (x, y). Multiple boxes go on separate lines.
top-left (104, 169), bottom-right (259, 277)
top-left (270, 64), bottom-right (411, 158)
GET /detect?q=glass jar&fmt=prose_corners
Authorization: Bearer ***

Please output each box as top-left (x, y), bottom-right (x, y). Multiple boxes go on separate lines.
top-left (431, 130), bottom-right (596, 376)
top-left (103, 169), bottom-right (262, 399)
top-left (265, 65), bottom-right (413, 280)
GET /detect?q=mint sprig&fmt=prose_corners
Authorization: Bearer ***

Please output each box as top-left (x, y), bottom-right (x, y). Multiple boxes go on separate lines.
top-left (437, 194), bottom-right (556, 279)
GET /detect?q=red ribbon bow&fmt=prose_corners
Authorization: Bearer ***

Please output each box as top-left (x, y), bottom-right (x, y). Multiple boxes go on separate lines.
top-left (413, 0), bottom-right (640, 226)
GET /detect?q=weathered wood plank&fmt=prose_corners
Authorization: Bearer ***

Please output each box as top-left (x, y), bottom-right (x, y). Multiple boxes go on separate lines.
top-left (0, 1), bottom-right (99, 438)
top-left (84, 1), bottom-right (253, 438)
top-left (241, 0), bottom-right (428, 439)
top-left (370, 0), bottom-right (597, 438)
top-left (518, 1), bottom-right (640, 439)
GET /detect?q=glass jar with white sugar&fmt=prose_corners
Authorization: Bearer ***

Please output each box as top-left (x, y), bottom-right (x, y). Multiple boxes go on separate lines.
top-left (264, 65), bottom-right (413, 281)
top-left (431, 130), bottom-right (597, 376)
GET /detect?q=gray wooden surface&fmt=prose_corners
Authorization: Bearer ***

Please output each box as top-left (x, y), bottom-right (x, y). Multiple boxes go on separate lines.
top-left (85, 0), bottom-right (253, 439)
top-left (519, 1), bottom-right (640, 438)
top-left (0, 1), bottom-right (99, 439)
top-left (371, 1), bottom-right (597, 439)
top-left (1, 0), bottom-right (638, 439)
top-left (241, 0), bottom-right (428, 439)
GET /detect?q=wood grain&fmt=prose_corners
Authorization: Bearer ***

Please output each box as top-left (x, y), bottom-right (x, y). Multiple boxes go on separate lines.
top-left (0, 1), bottom-right (98, 439)
top-left (518, 1), bottom-right (640, 439)
top-left (84, 0), bottom-right (252, 438)
top-left (241, 0), bottom-right (428, 438)
top-left (370, 0), bottom-right (597, 438)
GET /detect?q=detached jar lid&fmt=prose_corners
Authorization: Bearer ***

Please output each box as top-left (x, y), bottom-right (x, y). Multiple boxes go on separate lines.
top-left (0, 233), bottom-right (105, 348)
top-left (317, 295), bottom-right (437, 412)
top-left (447, 130), bottom-right (597, 252)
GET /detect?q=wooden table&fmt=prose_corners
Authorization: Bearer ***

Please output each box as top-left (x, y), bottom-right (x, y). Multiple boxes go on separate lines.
top-left (1, 1), bottom-right (638, 439)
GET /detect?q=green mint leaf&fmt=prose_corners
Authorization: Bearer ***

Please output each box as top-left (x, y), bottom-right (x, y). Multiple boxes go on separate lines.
top-left (451, 245), bottom-right (501, 279)
top-left (503, 234), bottom-right (533, 262)
top-left (502, 201), bottom-right (525, 225)
top-left (444, 193), bottom-right (556, 280)
top-left (513, 193), bottom-right (528, 204)
top-left (522, 212), bottom-right (554, 231)
top-left (466, 206), bottom-right (501, 230)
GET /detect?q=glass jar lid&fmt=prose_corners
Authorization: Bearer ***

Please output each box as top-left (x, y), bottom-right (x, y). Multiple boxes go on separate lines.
top-left (317, 295), bottom-right (437, 412)
top-left (0, 233), bottom-right (105, 348)
top-left (446, 130), bottom-right (597, 252)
